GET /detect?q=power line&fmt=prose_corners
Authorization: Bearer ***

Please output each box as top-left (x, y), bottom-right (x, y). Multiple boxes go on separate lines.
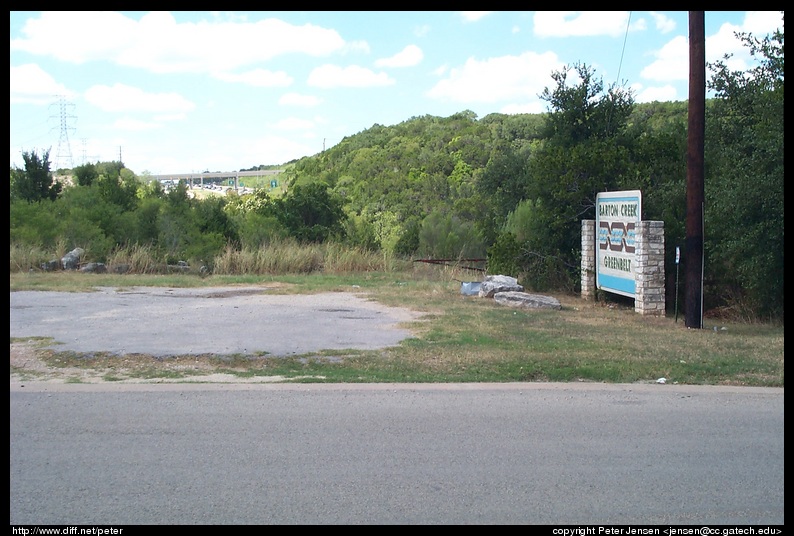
top-left (615, 11), bottom-right (631, 88)
top-left (605, 11), bottom-right (633, 138)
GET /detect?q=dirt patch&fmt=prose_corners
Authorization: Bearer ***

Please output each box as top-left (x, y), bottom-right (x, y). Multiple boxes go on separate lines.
top-left (9, 340), bottom-right (321, 384)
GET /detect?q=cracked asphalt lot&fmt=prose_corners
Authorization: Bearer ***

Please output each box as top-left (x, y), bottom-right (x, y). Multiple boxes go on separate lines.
top-left (10, 286), bottom-right (426, 358)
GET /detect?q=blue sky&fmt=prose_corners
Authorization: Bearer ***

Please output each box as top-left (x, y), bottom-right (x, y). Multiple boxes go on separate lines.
top-left (10, 11), bottom-right (784, 175)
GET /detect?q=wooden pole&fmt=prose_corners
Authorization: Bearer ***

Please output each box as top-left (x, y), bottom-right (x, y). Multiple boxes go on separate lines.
top-left (685, 11), bottom-right (705, 329)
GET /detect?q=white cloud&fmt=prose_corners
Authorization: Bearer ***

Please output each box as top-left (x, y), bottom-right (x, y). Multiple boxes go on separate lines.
top-left (112, 117), bottom-right (162, 131)
top-left (707, 12), bottom-right (783, 70)
top-left (10, 11), bottom-right (346, 76)
top-left (642, 11), bottom-right (784, 88)
top-left (342, 40), bottom-right (371, 55)
top-left (460, 12), bottom-right (493, 23)
top-left (212, 69), bottom-right (293, 87)
top-left (10, 64), bottom-right (74, 104)
top-left (649, 11), bottom-right (676, 34)
top-left (84, 83), bottom-right (196, 113)
top-left (414, 24), bottom-right (431, 37)
top-left (307, 65), bottom-right (395, 88)
top-left (10, 12), bottom-right (137, 63)
top-left (426, 51), bottom-right (563, 104)
top-left (375, 45), bottom-right (423, 68)
top-left (640, 35), bottom-right (688, 82)
top-left (533, 11), bottom-right (633, 38)
top-left (153, 113), bottom-right (188, 122)
top-left (432, 64), bottom-right (449, 77)
top-left (635, 85), bottom-right (680, 103)
top-left (742, 11), bottom-right (784, 35)
top-left (279, 93), bottom-right (322, 107)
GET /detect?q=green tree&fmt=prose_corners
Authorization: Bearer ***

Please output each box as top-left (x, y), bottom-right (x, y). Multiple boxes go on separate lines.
top-left (72, 162), bottom-right (99, 187)
top-left (95, 172), bottom-right (139, 212)
top-left (10, 149), bottom-right (63, 202)
top-left (9, 199), bottom-right (62, 248)
top-left (194, 196), bottom-right (239, 245)
top-left (539, 62), bottom-right (634, 145)
top-left (704, 20), bottom-right (784, 320)
top-left (418, 209), bottom-right (485, 259)
top-left (504, 63), bottom-right (636, 291)
top-left (274, 182), bottom-right (347, 243)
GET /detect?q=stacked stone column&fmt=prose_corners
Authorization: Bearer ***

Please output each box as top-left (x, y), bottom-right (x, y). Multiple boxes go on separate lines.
top-left (634, 221), bottom-right (665, 315)
top-left (581, 219), bottom-right (665, 317)
top-left (580, 220), bottom-right (596, 301)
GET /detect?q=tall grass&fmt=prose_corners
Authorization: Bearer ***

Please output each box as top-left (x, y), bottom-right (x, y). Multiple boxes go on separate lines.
top-left (105, 243), bottom-right (164, 274)
top-left (213, 239), bottom-right (411, 275)
top-left (9, 239), bottom-right (71, 272)
top-left (9, 244), bottom-right (52, 272)
top-left (11, 239), bottom-right (414, 276)
top-left (213, 240), bottom-right (323, 274)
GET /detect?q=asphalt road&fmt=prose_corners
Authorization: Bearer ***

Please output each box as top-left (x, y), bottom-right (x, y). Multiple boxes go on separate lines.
top-left (10, 382), bottom-right (784, 525)
top-left (8, 288), bottom-right (785, 525)
top-left (9, 286), bottom-right (424, 357)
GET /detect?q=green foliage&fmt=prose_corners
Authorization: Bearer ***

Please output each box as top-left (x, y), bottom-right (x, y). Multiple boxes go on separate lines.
top-left (477, 141), bottom-right (532, 218)
top-left (274, 182), bottom-right (347, 243)
top-left (504, 198), bottom-right (537, 243)
top-left (393, 218), bottom-right (421, 256)
top-left (194, 196), bottom-right (239, 245)
top-left (51, 187), bottom-right (118, 259)
top-left (9, 200), bottom-right (62, 248)
top-left (95, 172), bottom-right (139, 211)
top-left (342, 212), bottom-right (380, 251)
top-left (7, 36), bottom-right (784, 321)
top-left (704, 20), bottom-right (784, 319)
top-left (58, 206), bottom-right (114, 260)
top-left (418, 209), bottom-right (486, 259)
top-left (96, 160), bottom-right (125, 180)
top-left (486, 231), bottom-right (522, 277)
top-left (11, 149), bottom-right (63, 202)
top-left (525, 139), bottom-right (633, 288)
top-left (539, 62), bottom-right (635, 145)
top-left (134, 197), bottom-right (163, 245)
top-left (237, 212), bottom-right (288, 249)
top-left (72, 163), bottom-right (99, 187)
top-left (183, 231), bottom-right (227, 268)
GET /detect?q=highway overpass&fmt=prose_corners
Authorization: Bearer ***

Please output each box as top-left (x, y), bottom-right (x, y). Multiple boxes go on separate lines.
top-left (151, 169), bottom-right (284, 189)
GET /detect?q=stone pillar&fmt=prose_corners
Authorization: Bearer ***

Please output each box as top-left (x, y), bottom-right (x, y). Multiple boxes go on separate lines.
top-left (581, 220), bottom-right (596, 300)
top-left (635, 221), bottom-right (666, 316)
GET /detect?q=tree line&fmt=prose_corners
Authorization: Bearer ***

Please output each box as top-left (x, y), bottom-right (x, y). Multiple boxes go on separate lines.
top-left (10, 24), bottom-right (783, 321)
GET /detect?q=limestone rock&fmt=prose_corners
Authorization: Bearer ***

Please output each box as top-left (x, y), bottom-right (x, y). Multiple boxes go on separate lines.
top-left (478, 275), bottom-right (523, 298)
top-left (61, 248), bottom-right (85, 270)
top-left (493, 291), bottom-right (561, 310)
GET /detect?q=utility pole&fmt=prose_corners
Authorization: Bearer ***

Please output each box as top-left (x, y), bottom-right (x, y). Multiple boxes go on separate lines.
top-left (685, 11), bottom-right (705, 329)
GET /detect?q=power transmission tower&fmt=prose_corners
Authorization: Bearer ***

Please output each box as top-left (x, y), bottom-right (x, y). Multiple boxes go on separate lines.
top-left (80, 138), bottom-right (99, 165)
top-left (49, 95), bottom-right (77, 172)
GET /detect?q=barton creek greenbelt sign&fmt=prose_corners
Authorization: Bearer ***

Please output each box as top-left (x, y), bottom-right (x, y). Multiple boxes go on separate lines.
top-left (596, 190), bottom-right (642, 298)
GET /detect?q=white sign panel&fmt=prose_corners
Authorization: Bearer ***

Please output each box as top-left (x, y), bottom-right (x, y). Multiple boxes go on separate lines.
top-left (596, 190), bottom-right (642, 298)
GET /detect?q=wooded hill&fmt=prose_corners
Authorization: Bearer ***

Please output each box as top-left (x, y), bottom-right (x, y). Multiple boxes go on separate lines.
top-left (11, 28), bottom-right (783, 321)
